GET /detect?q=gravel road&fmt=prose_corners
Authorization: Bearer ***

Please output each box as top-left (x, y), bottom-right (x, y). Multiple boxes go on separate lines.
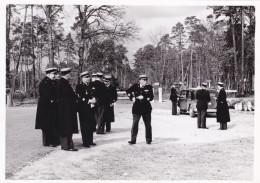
top-left (6, 100), bottom-right (254, 180)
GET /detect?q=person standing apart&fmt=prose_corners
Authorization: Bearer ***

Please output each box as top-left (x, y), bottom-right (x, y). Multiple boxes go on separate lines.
top-left (57, 68), bottom-right (78, 151)
top-left (216, 82), bottom-right (230, 130)
top-left (35, 67), bottom-right (60, 147)
top-left (170, 84), bottom-right (178, 115)
top-left (126, 75), bottom-right (154, 144)
top-left (103, 75), bottom-right (118, 132)
top-left (76, 71), bottom-right (97, 147)
top-left (196, 83), bottom-right (211, 129)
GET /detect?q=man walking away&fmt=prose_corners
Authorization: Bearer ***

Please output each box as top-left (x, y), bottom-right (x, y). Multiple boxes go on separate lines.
top-left (170, 84), bottom-right (178, 115)
top-left (196, 83), bottom-right (210, 129)
top-left (217, 82), bottom-right (230, 130)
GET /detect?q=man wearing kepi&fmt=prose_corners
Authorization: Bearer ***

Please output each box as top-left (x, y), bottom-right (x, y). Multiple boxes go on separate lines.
top-left (92, 72), bottom-right (107, 134)
top-left (76, 71), bottom-right (96, 147)
top-left (35, 67), bottom-right (60, 147)
top-left (126, 74), bottom-right (154, 144)
top-left (57, 68), bottom-right (78, 151)
top-left (196, 83), bottom-right (211, 129)
top-left (103, 74), bottom-right (118, 132)
top-left (216, 82), bottom-right (230, 130)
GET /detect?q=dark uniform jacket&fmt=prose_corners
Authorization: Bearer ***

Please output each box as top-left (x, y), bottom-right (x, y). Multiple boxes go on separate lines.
top-left (126, 83), bottom-right (154, 114)
top-left (57, 77), bottom-right (78, 136)
top-left (104, 84), bottom-right (118, 122)
top-left (196, 89), bottom-right (211, 110)
top-left (217, 88), bottom-right (230, 123)
top-left (170, 88), bottom-right (178, 102)
top-left (35, 77), bottom-right (59, 131)
top-left (92, 80), bottom-right (107, 107)
top-left (76, 82), bottom-right (95, 119)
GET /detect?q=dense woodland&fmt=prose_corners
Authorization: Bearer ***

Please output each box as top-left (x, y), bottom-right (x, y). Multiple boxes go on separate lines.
top-left (6, 5), bottom-right (255, 105)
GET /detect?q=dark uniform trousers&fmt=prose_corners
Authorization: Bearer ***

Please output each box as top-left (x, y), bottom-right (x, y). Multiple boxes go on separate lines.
top-left (131, 113), bottom-right (152, 143)
top-left (42, 130), bottom-right (60, 146)
top-left (79, 113), bottom-right (94, 146)
top-left (220, 123), bottom-right (227, 130)
top-left (172, 102), bottom-right (177, 115)
top-left (95, 106), bottom-right (105, 133)
top-left (197, 109), bottom-right (207, 128)
top-left (60, 135), bottom-right (74, 150)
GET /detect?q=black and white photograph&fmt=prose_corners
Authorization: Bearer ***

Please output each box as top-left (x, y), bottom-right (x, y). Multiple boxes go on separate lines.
top-left (1, 0), bottom-right (260, 181)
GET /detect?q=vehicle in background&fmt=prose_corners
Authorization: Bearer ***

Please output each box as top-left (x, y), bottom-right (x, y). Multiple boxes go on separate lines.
top-left (178, 88), bottom-right (218, 117)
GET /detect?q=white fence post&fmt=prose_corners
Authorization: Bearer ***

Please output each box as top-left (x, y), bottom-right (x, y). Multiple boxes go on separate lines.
top-left (159, 87), bottom-right (162, 103)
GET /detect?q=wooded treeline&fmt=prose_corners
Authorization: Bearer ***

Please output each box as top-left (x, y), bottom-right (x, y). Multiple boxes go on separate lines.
top-left (132, 6), bottom-right (255, 95)
top-left (6, 5), bottom-right (139, 105)
top-left (6, 5), bottom-right (255, 106)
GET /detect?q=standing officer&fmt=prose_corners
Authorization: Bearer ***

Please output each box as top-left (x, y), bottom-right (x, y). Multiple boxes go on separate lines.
top-left (102, 74), bottom-right (118, 132)
top-left (196, 83), bottom-right (211, 129)
top-left (35, 67), bottom-right (60, 147)
top-left (217, 82), bottom-right (230, 130)
top-left (92, 72), bottom-right (107, 134)
top-left (76, 71), bottom-right (97, 147)
top-left (126, 75), bottom-right (154, 144)
top-left (170, 84), bottom-right (178, 115)
top-left (57, 68), bottom-right (78, 151)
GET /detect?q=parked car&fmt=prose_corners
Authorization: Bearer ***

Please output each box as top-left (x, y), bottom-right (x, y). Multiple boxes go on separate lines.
top-left (178, 88), bottom-right (218, 117)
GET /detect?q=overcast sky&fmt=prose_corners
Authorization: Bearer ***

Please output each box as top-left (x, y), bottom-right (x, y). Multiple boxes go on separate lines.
top-left (62, 5), bottom-right (212, 62)
top-left (125, 6), bottom-right (212, 61)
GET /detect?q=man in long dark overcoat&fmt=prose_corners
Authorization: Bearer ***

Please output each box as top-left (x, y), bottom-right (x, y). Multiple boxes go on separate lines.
top-left (35, 67), bottom-right (60, 147)
top-left (92, 72), bottom-right (107, 134)
top-left (196, 83), bottom-right (211, 129)
top-left (170, 84), bottom-right (178, 115)
top-left (126, 75), bottom-right (154, 145)
top-left (217, 82), bottom-right (230, 130)
top-left (76, 71), bottom-right (97, 147)
top-left (57, 68), bottom-right (78, 151)
top-left (102, 75), bottom-right (118, 132)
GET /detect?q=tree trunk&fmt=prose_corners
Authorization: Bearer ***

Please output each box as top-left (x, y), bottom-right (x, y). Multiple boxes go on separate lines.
top-left (6, 5), bottom-right (11, 89)
top-left (189, 49), bottom-right (193, 88)
top-left (46, 5), bottom-right (55, 66)
top-left (230, 12), bottom-right (238, 91)
top-left (11, 5), bottom-right (28, 106)
top-left (31, 5), bottom-right (36, 98)
top-left (241, 7), bottom-right (245, 95)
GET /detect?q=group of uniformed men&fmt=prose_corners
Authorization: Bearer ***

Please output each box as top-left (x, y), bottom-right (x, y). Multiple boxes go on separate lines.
top-left (35, 67), bottom-right (117, 151)
top-left (170, 82), bottom-right (230, 130)
top-left (36, 67), bottom-right (230, 150)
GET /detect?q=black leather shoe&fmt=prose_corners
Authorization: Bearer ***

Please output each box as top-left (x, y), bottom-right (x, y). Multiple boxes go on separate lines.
top-left (106, 130), bottom-right (111, 132)
top-left (83, 144), bottom-right (90, 148)
top-left (146, 141), bottom-right (151, 144)
top-left (49, 144), bottom-right (58, 147)
top-left (96, 132), bottom-right (105, 134)
top-left (64, 148), bottom-right (78, 151)
top-left (90, 143), bottom-right (96, 146)
top-left (128, 141), bottom-right (136, 144)
top-left (201, 127), bottom-right (209, 129)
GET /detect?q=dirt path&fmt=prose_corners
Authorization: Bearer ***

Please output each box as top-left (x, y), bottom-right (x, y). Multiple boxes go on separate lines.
top-left (6, 101), bottom-right (254, 180)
